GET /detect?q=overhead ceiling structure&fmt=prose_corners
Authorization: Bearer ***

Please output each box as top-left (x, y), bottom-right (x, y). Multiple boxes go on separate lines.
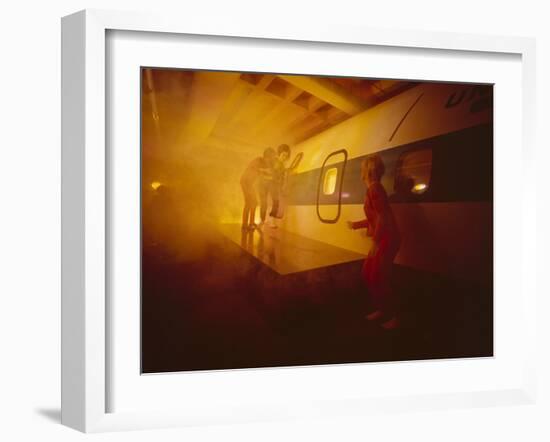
top-left (141, 69), bottom-right (419, 159)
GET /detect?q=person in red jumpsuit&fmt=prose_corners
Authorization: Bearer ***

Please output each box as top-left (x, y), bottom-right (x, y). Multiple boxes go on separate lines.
top-left (348, 154), bottom-right (401, 330)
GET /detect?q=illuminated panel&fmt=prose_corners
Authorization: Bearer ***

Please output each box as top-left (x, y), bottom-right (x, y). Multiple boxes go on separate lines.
top-left (219, 223), bottom-right (365, 275)
top-left (412, 183), bottom-right (428, 194)
top-left (323, 168), bottom-right (338, 195)
top-left (395, 148), bottom-right (432, 197)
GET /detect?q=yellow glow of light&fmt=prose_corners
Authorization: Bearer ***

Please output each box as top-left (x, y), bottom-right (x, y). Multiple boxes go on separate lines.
top-left (151, 181), bottom-right (162, 191)
top-left (323, 168), bottom-right (338, 195)
top-left (412, 183), bottom-right (427, 194)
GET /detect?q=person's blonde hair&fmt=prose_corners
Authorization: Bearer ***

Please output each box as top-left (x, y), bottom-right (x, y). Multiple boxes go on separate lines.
top-left (361, 154), bottom-right (385, 182)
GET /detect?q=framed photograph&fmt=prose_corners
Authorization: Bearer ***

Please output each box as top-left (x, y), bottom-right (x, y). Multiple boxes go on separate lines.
top-left (61, 9), bottom-right (537, 433)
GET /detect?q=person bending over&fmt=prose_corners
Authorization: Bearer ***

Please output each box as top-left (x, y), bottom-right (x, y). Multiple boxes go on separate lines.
top-left (266, 144), bottom-right (291, 228)
top-left (240, 148), bottom-right (275, 231)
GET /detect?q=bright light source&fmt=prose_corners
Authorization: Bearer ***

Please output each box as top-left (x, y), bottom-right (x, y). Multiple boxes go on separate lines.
top-left (151, 181), bottom-right (162, 191)
top-left (412, 183), bottom-right (427, 194)
top-left (323, 168), bottom-right (338, 195)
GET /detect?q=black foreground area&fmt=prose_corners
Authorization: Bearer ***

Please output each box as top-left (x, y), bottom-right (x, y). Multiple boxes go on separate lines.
top-left (141, 230), bottom-right (493, 373)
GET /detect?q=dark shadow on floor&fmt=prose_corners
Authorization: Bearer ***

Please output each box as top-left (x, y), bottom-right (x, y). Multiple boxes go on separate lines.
top-left (141, 228), bottom-right (493, 373)
top-left (35, 408), bottom-right (61, 423)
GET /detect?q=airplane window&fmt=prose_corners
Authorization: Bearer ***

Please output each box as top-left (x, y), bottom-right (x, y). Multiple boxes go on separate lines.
top-left (394, 148), bottom-right (432, 197)
top-left (323, 168), bottom-right (338, 195)
top-left (317, 149), bottom-right (348, 224)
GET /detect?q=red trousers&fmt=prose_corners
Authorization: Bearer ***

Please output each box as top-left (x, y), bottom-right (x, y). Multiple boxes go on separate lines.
top-left (362, 235), bottom-right (400, 316)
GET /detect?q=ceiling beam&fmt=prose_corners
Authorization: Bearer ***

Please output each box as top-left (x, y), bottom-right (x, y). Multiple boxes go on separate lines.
top-left (273, 95), bottom-right (331, 142)
top-left (369, 80), bottom-right (397, 97)
top-left (307, 95), bottom-right (327, 113)
top-left (249, 84), bottom-right (304, 137)
top-left (177, 71), bottom-right (241, 153)
top-left (278, 75), bottom-right (366, 115)
top-left (371, 80), bottom-right (419, 101)
top-left (290, 116), bottom-right (329, 144)
top-left (224, 75), bottom-right (276, 127)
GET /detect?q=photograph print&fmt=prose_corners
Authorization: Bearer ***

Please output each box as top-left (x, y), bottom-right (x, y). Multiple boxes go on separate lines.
top-left (140, 68), bottom-right (493, 373)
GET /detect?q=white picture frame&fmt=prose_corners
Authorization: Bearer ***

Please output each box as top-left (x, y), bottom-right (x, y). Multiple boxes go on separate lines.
top-left (61, 9), bottom-right (537, 433)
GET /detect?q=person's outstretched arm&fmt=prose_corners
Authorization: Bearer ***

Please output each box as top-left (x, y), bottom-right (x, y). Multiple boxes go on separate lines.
top-left (349, 219), bottom-right (369, 229)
